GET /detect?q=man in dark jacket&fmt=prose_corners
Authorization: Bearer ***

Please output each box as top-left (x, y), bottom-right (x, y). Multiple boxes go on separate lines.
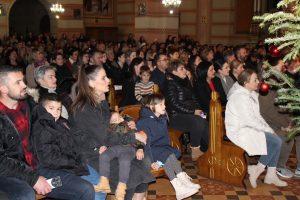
top-left (151, 53), bottom-right (169, 94)
top-left (0, 65), bottom-right (51, 200)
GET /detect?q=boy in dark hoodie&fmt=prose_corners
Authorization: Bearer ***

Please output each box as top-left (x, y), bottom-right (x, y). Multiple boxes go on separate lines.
top-left (31, 93), bottom-right (94, 200)
top-left (94, 112), bottom-right (145, 200)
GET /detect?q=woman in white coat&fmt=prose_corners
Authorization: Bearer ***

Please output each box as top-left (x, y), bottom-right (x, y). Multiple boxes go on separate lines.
top-left (225, 69), bottom-right (287, 188)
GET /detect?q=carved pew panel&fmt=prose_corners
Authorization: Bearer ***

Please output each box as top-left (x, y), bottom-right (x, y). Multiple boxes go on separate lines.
top-left (197, 92), bottom-right (247, 187)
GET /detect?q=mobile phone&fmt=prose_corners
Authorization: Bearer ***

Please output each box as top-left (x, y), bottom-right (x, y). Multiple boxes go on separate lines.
top-left (46, 176), bottom-right (62, 189)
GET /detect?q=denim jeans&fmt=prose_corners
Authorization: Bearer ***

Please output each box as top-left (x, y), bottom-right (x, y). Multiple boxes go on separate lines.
top-left (0, 176), bottom-right (35, 200)
top-left (81, 165), bottom-right (107, 200)
top-left (259, 132), bottom-right (282, 167)
top-left (38, 167), bottom-right (94, 200)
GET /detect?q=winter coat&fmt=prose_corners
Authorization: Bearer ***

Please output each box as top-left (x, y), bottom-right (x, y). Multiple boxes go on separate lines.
top-left (215, 74), bottom-right (235, 95)
top-left (165, 73), bottom-right (201, 117)
top-left (31, 105), bottom-right (88, 176)
top-left (110, 61), bottom-right (130, 86)
top-left (259, 89), bottom-right (291, 135)
top-left (225, 82), bottom-right (274, 155)
top-left (119, 76), bottom-right (139, 107)
top-left (109, 122), bottom-right (144, 149)
top-left (0, 100), bottom-right (39, 186)
top-left (137, 107), bottom-right (180, 163)
top-left (69, 100), bottom-right (154, 190)
top-left (53, 63), bottom-right (75, 95)
top-left (151, 68), bottom-right (167, 94)
top-left (194, 76), bottom-right (227, 114)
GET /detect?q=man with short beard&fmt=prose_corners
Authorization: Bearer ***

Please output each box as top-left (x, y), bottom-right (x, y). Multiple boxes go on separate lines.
top-left (0, 65), bottom-right (52, 199)
top-left (234, 45), bottom-right (248, 63)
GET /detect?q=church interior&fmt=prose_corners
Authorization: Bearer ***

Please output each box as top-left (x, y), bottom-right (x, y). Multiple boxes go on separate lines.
top-left (0, 0), bottom-right (299, 200)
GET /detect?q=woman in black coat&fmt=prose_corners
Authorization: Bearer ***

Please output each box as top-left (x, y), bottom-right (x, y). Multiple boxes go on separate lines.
top-left (52, 53), bottom-right (75, 95)
top-left (69, 65), bottom-right (153, 200)
top-left (194, 61), bottom-right (227, 114)
top-left (165, 60), bottom-right (209, 161)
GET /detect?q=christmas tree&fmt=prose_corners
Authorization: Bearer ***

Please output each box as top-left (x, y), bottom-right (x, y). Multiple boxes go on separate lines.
top-left (253, 0), bottom-right (300, 140)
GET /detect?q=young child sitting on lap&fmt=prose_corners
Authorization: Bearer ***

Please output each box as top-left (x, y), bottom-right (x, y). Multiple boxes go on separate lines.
top-left (94, 112), bottom-right (145, 200)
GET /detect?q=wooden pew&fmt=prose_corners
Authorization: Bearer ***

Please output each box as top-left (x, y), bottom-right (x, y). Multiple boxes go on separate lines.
top-left (107, 79), bottom-right (117, 110)
top-left (197, 91), bottom-right (247, 187)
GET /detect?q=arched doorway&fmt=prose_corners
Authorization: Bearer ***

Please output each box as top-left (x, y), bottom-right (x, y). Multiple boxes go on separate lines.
top-left (9, 0), bottom-right (51, 35)
top-left (40, 15), bottom-right (51, 33)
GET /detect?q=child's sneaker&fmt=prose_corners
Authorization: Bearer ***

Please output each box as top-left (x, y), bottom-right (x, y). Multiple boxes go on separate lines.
top-left (294, 168), bottom-right (300, 178)
top-left (276, 168), bottom-right (294, 179)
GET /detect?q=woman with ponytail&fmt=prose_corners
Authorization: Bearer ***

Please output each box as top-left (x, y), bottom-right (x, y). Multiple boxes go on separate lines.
top-left (69, 65), bottom-right (154, 200)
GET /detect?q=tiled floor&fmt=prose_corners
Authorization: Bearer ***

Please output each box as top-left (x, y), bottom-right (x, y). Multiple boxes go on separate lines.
top-left (147, 153), bottom-right (300, 200)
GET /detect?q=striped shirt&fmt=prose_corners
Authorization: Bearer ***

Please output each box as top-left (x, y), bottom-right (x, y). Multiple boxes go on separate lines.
top-left (134, 81), bottom-right (155, 101)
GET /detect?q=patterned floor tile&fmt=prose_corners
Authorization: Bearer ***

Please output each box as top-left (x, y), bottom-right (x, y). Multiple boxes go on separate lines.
top-left (147, 152), bottom-right (299, 199)
top-left (249, 195), bottom-right (275, 200)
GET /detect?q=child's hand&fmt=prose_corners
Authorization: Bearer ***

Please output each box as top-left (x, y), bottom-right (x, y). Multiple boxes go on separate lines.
top-left (99, 146), bottom-right (107, 154)
top-left (135, 131), bottom-right (147, 144)
top-left (127, 121), bottom-right (136, 130)
top-left (136, 149), bottom-right (144, 160)
top-left (151, 162), bottom-right (160, 170)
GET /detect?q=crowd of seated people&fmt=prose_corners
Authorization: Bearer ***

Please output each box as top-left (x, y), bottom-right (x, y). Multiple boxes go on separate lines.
top-left (0, 32), bottom-right (299, 200)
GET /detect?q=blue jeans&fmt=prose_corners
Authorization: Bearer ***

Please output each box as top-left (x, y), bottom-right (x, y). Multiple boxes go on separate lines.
top-left (0, 176), bottom-right (35, 200)
top-left (259, 132), bottom-right (282, 167)
top-left (81, 165), bottom-right (107, 200)
top-left (38, 168), bottom-right (94, 200)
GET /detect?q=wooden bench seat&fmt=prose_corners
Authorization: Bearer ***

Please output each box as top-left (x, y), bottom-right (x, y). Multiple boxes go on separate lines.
top-left (197, 91), bottom-right (247, 187)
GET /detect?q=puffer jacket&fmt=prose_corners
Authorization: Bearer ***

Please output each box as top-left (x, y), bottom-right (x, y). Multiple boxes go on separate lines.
top-left (165, 73), bottom-right (201, 117)
top-left (0, 112), bottom-right (39, 186)
top-left (31, 105), bottom-right (88, 175)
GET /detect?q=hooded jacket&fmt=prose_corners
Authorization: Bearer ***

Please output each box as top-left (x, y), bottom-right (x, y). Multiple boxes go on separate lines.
top-left (31, 105), bottom-right (88, 175)
top-left (137, 107), bottom-right (180, 163)
top-left (225, 82), bottom-right (274, 155)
